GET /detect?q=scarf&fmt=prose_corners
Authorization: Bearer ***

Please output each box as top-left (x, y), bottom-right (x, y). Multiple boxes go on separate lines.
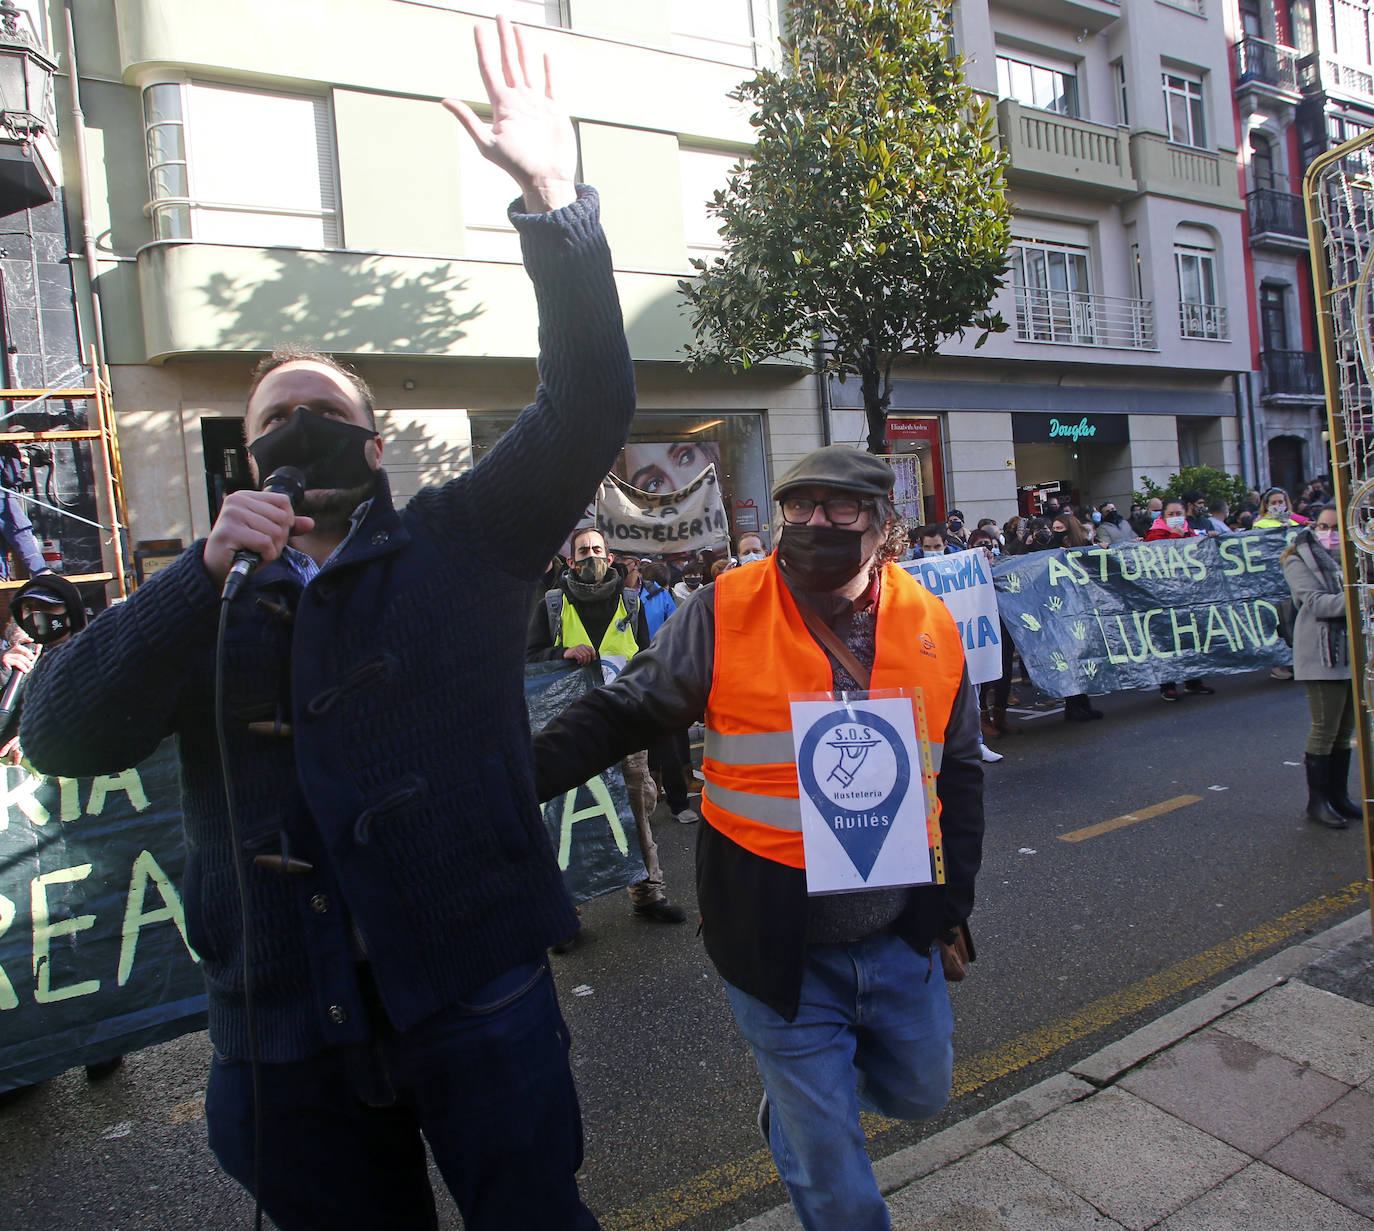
top-left (564, 572), bottom-right (622, 606)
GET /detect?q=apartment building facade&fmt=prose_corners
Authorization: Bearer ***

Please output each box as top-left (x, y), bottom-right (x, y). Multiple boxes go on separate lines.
top-left (57, 0), bottom-right (819, 555)
top-left (854, 0), bottom-right (1251, 527)
top-left (47, 0), bottom-right (1265, 557)
top-left (1228, 0), bottom-right (1374, 498)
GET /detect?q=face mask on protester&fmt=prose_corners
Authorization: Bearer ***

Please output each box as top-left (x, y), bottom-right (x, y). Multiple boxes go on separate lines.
top-left (1316, 527), bottom-right (1340, 551)
top-left (778, 524), bottom-right (867, 591)
top-left (1049, 531), bottom-right (1066, 548)
top-left (574, 556), bottom-right (609, 583)
top-left (739, 551), bottom-right (766, 565)
top-left (922, 546), bottom-right (944, 558)
top-left (947, 519), bottom-right (963, 534)
top-left (247, 407), bottom-right (377, 490)
top-left (1165, 515), bottom-right (1187, 532)
top-left (1091, 511), bottom-right (1102, 524)
top-left (683, 574), bottom-right (702, 589)
top-left (1269, 502), bottom-right (1287, 517)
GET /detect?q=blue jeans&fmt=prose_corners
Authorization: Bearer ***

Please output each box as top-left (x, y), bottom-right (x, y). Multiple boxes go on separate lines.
top-left (724, 932), bottom-right (954, 1231)
top-left (206, 960), bottom-right (598, 1231)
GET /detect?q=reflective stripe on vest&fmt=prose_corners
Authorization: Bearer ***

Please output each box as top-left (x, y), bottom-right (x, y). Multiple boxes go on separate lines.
top-left (702, 560), bottom-right (966, 869)
top-left (558, 595), bottom-right (639, 662)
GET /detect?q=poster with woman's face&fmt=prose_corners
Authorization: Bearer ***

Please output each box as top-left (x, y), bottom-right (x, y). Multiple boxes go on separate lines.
top-left (623, 441), bottom-right (722, 495)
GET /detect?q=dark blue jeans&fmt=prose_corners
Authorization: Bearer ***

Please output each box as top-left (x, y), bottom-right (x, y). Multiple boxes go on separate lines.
top-left (206, 960), bottom-right (598, 1230)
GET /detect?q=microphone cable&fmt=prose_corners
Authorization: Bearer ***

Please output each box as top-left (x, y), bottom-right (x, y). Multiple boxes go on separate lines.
top-left (214, 594), bottom-right (266, 1231)
top-left (211, 468), bottom-right (304, 1231)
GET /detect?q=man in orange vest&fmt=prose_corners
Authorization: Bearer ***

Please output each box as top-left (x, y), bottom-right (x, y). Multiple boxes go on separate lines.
top-left (534, 445), bottom-right (985, 1230)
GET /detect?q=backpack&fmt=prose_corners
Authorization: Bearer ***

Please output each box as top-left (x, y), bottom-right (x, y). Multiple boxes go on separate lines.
top-left (1277, 596), bottom-right (1297, 647)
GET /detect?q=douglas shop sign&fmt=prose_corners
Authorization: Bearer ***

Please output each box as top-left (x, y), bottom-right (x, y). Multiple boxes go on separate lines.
top-left (1011, 414), bottom-right (1129, 445)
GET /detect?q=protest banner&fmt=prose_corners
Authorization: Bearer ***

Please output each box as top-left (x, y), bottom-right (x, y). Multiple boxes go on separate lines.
top-left (992, 530), bottom-right (1293, 698)
top-left (900, 552), bottom-right (1003, 686)
top-left (524, 660), bottom-right (647, 901)
top-left (594, 465), bottom-right (730, 555)
top-left (0, 741), bottom-right (206, 1093)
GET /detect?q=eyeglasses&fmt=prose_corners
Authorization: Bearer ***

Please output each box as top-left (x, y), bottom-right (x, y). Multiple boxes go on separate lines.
top-left (779, 496), bottom-right (873, 526)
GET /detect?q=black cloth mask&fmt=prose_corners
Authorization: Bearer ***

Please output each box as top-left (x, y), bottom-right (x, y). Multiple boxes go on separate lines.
top-left (777, 525), bottom-right (867, 592)
top-left (247, 408), bottom-right (377, 490)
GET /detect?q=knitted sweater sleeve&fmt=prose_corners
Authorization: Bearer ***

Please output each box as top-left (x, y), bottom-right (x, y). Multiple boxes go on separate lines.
top-left (407, 185), bottom-right (635, 580)
top-left (20, 547), bottom-right (220, 777)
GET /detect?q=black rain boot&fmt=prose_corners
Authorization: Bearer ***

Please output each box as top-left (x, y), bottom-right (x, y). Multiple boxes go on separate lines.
top-left (1304, 753), bottom-right (1349, 829)
top-left (1328, 747), bottom-right (1364, 821)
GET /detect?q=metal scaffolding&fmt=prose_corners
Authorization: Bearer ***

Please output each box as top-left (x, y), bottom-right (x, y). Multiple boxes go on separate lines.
top-left (0, 347), bottom-right (130, 602)
top-left (1303, 131), bottom-right (1374, 919)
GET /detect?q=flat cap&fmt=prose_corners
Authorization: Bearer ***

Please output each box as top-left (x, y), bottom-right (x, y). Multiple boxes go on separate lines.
top-left (771, 445), bottom-right (894, 502)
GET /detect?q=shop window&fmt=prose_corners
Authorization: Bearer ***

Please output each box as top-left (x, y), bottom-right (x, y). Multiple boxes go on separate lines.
top-left (680, 146), bottom-right (743, 265)
top-left (468, 411), bottom-right (772, 548)
top-left (1009, 239), bottom-right (1094, 344)
top-left (142, 82), bottom-right (340, 247)
top-left (996, 53), bottom-right (1080, 117)
top-left (1162, 71), bottom-right (1206, 149)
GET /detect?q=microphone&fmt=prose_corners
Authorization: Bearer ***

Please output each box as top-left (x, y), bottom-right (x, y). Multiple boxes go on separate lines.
top-left (0, 658), bottom-right (30, 728)
top-left (220, 466), bottom-right (307, 601)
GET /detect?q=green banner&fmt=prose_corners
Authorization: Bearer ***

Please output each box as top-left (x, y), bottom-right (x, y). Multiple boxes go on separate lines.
top-left (993, 530), bottom-right (1293, 698)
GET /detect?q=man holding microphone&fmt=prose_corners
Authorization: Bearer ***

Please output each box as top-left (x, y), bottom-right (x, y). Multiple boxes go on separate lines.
top-left (20, 18), bottom-right (631, 1230)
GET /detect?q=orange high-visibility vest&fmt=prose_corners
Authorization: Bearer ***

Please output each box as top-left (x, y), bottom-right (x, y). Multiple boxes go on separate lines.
top-left (701, 560), bottom-right (967, 869)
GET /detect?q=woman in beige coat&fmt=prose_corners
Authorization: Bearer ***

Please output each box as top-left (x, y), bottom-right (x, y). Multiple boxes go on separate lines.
top-left (1281, 505), bottom-right (1361, 828)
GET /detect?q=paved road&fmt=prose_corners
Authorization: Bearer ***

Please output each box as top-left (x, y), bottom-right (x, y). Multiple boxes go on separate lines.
top-left (2, 668), bottom-right (1367, 1230)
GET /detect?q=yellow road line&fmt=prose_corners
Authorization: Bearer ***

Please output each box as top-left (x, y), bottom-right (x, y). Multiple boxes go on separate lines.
top-left (1059, 794), bottom-right (1203, 843)
top-left (598, 881), bottom-right (1366, 1231)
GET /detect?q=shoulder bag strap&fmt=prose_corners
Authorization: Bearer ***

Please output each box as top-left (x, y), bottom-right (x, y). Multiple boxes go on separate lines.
top-left (795, 602), bottom-right (872, 690)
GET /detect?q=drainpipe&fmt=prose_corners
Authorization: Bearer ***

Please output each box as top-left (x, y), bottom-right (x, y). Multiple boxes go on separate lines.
top-left (1233, 371), bottom-right (1251, 488)
top-left (814, 340), bottom-right (832, 446)
top-left (62, 0), bottom-right (105, 368)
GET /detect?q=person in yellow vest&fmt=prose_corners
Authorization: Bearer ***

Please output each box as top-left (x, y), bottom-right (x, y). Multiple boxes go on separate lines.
top-left (533, 446), bottom-right (985, 1231)
top-left (527, 525), bottom-right (687, 924)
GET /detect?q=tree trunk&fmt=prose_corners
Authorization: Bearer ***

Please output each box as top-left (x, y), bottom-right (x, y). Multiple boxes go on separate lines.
top-left (860, 362), bottom-right (889, 455)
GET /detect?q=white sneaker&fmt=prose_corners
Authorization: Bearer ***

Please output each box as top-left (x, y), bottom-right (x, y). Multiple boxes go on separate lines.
top-left (979, 743), bottom-right (1003, 763)
top-left (675, 808), bottom-right (700, 825)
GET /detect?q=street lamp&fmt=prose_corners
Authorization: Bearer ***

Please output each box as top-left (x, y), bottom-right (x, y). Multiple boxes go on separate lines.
top-left (0, 0), bottom-right (55, 141)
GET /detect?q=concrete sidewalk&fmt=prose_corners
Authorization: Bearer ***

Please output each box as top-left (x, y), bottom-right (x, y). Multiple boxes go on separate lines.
top-left (735, 911), bottom-right (1374, 1230)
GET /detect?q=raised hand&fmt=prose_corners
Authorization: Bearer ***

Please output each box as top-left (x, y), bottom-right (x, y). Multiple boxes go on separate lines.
top-left (443, 16), bottom-right (578, 214)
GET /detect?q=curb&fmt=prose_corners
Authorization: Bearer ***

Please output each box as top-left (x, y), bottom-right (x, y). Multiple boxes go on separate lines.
top-left (728, 910), bottom-right (1372, 1231)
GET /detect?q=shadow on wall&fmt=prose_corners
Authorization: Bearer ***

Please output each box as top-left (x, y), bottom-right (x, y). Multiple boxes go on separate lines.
top-left (200, 249), bottom-right (484, 356)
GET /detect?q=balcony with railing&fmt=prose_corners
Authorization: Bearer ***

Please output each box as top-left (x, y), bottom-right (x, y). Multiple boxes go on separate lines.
top-left (1233, 37), bottom-right (1301, 102)
top-left (1247, 188), bottom-right (1308, 249)
top-left (996, 99), bottom-right (1135, 198)
top-left (1130, 132), bottom-right (1241, 210)
top-left (1013, 288), bottom-right (1156, 351)
top-left (1260, 350), bottom-right (1324, 398)
top-left (1179, 301), bottom-right (1229, 340)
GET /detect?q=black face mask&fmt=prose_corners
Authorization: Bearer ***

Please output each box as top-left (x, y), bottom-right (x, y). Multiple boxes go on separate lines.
top-left (683, 575), bottom-right (702, 589)
top-left (1103, 510), bottom-right (1121, 525)
top-left (1049, 531), bottom-right (1067, 548)
top-left (777, 525), bottom-right (867, 592)
top-left (248, 408), bottom-right (377, 491)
